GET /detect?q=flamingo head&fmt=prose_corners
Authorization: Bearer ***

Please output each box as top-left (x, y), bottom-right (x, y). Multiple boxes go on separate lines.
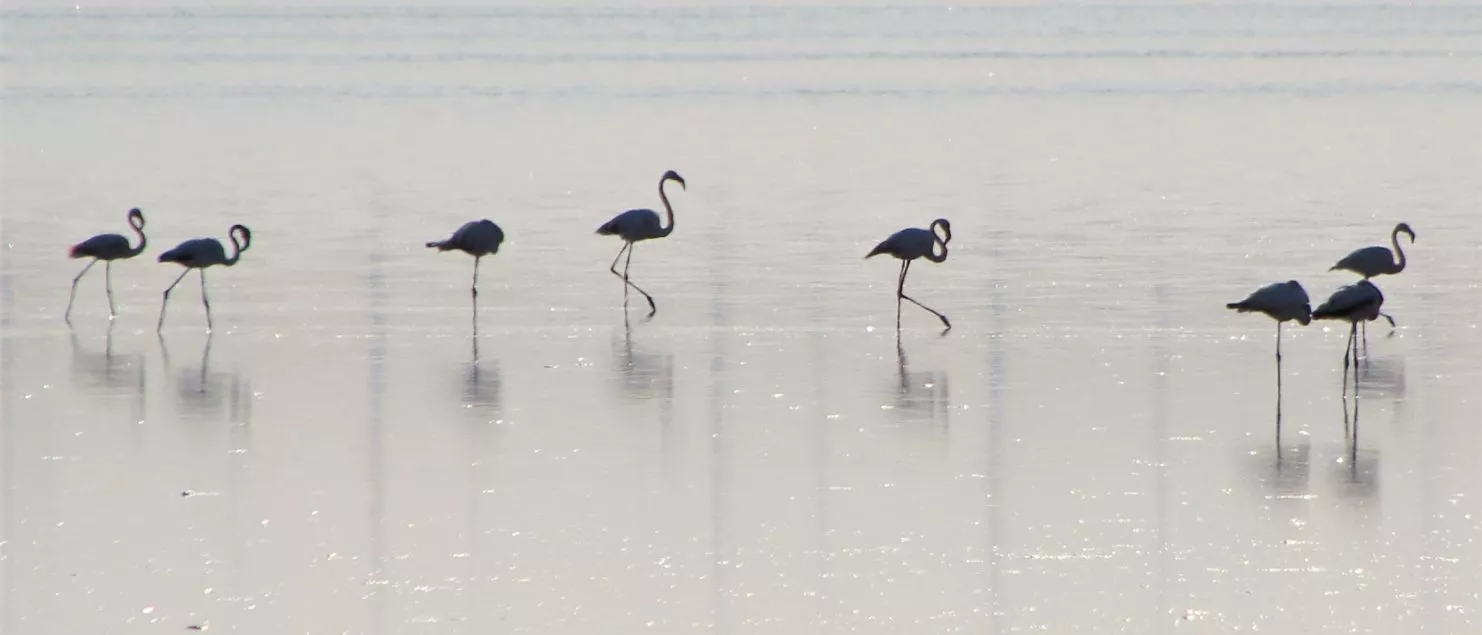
top-left (1396, 222), bottom-right (1415, 242)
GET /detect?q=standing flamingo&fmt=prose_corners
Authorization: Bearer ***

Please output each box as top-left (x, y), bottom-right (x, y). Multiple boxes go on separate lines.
top-left (65, 207), bottom-right (147, 323)
top-left (156, 224), bottom-right (252, 332)
top-left (1227, 279), bottom-right (1311, 441)
top-left (1226, 280), bottom-right (1312, 363)
top-left (866, 218), bottom-right (952, 330)
top-left (596, 170), bottom-right (686, 316)
top-left (1331, 222), bottom-right (1415, 279)
top-left (1312, 280), bottom-right (1385, 386)
top-left (426, 219), bottom-right (505, 300)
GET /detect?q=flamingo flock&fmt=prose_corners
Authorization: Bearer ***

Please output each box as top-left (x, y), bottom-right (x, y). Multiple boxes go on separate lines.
top-left (64, 171), bottom-right (1414, 377)
top-left (1226, 222), bottom-right (1415, 410)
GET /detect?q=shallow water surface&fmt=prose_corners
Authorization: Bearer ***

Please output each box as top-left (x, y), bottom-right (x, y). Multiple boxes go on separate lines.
top-left (3, 2), bottom-right (1482, 633)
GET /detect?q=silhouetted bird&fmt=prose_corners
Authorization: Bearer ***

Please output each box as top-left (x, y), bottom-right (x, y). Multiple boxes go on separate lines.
top-left (427, 219), bottom-right (505, 300)
top-left (65, 207), bottom-right (147, 322)
top-left (596, 170), bottom-right (686, 316)
top-left (866, 218), bottom-right (952, 330)
top-left (157, 224), bottom-right (252, 332)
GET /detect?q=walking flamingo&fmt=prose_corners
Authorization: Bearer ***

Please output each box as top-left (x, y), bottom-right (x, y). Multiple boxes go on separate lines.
top-left (156, 224), bottom-right (252, 332)
top-left (1331, 222), bottom-right (1415, 279)
top-left (1331, 222), bottom-right (1413, 343)
top-left (65, 208), bottom-right (147, 323)
top-left (596, 170), bottom-right (685, 316)
top-left (866, 218), bottom-right (952, 330)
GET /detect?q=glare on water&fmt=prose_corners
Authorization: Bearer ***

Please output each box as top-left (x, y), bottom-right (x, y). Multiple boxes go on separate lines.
top-left (3, 2), bottom-right (1482, 633)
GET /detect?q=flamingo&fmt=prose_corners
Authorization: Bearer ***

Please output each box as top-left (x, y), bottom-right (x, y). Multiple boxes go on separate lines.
top-left (1332, 222), bottom-right (1413, 342)
top-left (65, 207), bottom-right (147, 323)
top-left (426, 219), bottom-right (505, 300)
top-left (596, 170), bottom-right (685, 316)
top-left (1331, 222), bottom-right (1415, 279)
top-left (866, 218), bottom-right (952, 330)
top-left (1226, 280), bottom-right (1312, 363)
top-left (1312, 280), bottom-right (1385, 379)
top-left (1227, 279), bottom-right (1310, 440)
top-left (156, 224), bottom-right (252, 332)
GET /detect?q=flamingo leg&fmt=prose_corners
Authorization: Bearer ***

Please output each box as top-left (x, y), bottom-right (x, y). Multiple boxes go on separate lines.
top-left (1275, 324), bottom-right (1283, 450)
top-left (1274, 321), bottom-right (1286, 362)
top-left (609, 242), bottom-right (632, 301)
top-left (65, 259), bottom-right (98, 324)
top-left (611, 242), bottom-right (656, 315)
top-left (199, 269), bottom-right (213, 331)
top-left (895, 260), bottom-right (908, 328)
top-left (199, 333), bottom-right (214, 393)
top-left (472, 255), bottom-right (481, 299)
top-left (898, 259), bottom-right (951, 330)
top-left (105, 261), bottom-right (117, 319)
top-left (1341, 322), bottom-right (1354, 395)
top-left (1349, 331), bottom-right (1361, 469)
top-left (157, 269), bottom-right (191, 332)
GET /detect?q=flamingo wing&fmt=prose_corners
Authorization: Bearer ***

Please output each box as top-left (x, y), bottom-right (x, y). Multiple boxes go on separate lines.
top-left (159, 238), bottom-right (226, 267)
top-left (866, 227), bottom-right (932, 259)
top-left (1331, 245), bottom-right (1394, 277)
top-left (1314, 282), bottom-right (1383, 320)
top-left (597, 208), bottom-right (661, 241)
top-left (70, 233), bottom-right (130, 259)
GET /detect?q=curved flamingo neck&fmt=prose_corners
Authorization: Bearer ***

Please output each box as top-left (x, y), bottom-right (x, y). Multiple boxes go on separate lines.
top-left (1390, 226), bottom-right (1407, 273)
top-left (657, 178), bottom-right (676, 237)
top-left (926, 221), bottom-right (950, 263)
top-left (128, 221), bottom-right (147, 257)
top-left (225, 232), bottom-right (246, 266)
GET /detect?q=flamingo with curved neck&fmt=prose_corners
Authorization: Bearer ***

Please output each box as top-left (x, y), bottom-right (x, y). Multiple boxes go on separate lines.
top-left (156, 223), bottom-right (254, 332)
top-left (595, 170), bottom-right (687, 316)
top-left (65, 207), bottom-right (149, 323)
top-left (865, 217), bottom-right (954, 330)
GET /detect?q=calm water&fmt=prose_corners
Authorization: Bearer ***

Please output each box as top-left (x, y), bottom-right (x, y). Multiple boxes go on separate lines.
top-left (4, 2), bottom-right (1482, 633)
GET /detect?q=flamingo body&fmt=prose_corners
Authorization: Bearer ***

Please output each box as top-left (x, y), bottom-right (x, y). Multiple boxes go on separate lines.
top-left (159, 238), bottom-right (231, 267)
top-left (867, 227), bottom-right (939, 261)
top-left (428, 219), bottom-right (504, 256)
top-left (1226, 280), bottom-right (1311, 325)
top-left (71, 234), bottom-right (137, 260)
top-left (1314, 280), bottom-right (1384, 324)
top-left (597, 208), bottom-right (664, 243)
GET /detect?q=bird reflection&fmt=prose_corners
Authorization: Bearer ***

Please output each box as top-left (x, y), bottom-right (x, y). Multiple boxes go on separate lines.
top-left (159, 334), bottom-right (251, 422)
top-left (1357, 355), bottom-right (1406, 398)
top-left (69, 323), bottom-right (146, 395)
top-left (1258, 440), bottom-right (1311, 501)
top-left (463, 313), bottom-right (501, 418)
top-left (891, 333), bottom-right (950, 428)
top-left (70, 324), bottom-right (147, 435)
top-left (1338, 372), bottom-right (1378, 498)
top-left (614, 311), bottom-right (674, 403)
